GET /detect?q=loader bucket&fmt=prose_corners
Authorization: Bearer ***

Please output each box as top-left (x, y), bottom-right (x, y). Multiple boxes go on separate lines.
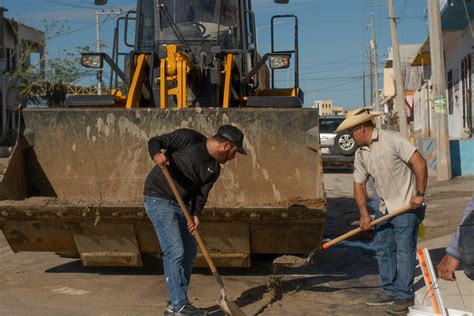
top-left (0, 108), bottom-right (325, 267)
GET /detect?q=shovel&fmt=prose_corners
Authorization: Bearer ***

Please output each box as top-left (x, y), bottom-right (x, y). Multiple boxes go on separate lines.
top-left (304, 204), bottom-right (413, 263)
top-left (274, 204), bottom-right (414, 268)
top-left (161, 166), bottom-right (246, 316)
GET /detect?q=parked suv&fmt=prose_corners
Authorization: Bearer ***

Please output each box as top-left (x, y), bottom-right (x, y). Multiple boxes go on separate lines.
top-left (319, 116), bottom-right (357, 165)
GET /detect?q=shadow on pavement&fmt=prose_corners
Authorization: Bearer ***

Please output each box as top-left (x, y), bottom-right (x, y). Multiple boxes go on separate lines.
top-left (323, 167), bottom-right (353, 174)
top-left (324, 196), bottom-right (372, 240)
top-left (45, 245), bottom-right (380, 280)
top-left (45, 252), bottom-right (164, 275)
top-left (203, 245), bottom-right (380, 315)
top-left (45, 253), bottom-right (317, 277)
top-left (45, 253), bottom-right (283, 276)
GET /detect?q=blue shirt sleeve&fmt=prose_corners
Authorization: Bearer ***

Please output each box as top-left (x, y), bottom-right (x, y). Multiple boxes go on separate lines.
top-left (446, 193), bottom-right (474, 259)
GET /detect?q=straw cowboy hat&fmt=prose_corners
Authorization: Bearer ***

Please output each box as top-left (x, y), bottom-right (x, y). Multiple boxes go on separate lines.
top-left (335, 107), bottom-right (383, 133)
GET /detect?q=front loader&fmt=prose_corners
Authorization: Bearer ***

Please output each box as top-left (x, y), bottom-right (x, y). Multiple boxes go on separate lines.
top-left (0, 0), bottom-right (326, 268)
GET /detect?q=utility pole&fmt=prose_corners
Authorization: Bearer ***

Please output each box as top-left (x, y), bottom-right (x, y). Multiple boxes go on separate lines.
top-left (96, 10), bottom-right (102, 95)
top-left (369, 48), bottom-right (374, 108)
top-left (369, 14), bottom-right (381, 128)
top-left (428, 0), bottom-right (451, 180)
top-left (388, 0), bottom-right (409, 137)
top-left (363, 70), bottom-right (367, 107)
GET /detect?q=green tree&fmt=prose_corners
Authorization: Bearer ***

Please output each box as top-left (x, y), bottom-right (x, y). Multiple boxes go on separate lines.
top-left (9, 20), bottom-right (93, 108)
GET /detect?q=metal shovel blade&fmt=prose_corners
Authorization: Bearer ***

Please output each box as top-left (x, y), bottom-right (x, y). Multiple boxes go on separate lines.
top-left (218, 291), bottom-right (246, 316)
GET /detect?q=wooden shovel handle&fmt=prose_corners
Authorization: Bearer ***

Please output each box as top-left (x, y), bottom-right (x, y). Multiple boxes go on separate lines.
top-left (160, 166), bottom-right (218, 273)
top-left (321, 204), bottom-right (413, 250)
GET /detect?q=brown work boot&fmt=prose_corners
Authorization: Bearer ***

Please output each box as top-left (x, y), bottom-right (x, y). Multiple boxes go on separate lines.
top-left (366, 292), bottom-right (395, 306)
top-left (386, 298), bottom-right (414, 314)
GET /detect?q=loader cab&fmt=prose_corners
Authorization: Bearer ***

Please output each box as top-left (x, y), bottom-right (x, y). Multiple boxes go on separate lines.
top-left (74, 0), bottom-right (301, 109)
top-left (156, 0), bottom-right (241, 50)
top-left (125, 0), bottom-right (246, 107)
top-left (133, 0), bottom-right (242, 51)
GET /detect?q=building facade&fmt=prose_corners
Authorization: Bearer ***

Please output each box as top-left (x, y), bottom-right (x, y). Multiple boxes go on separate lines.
top-left (0, 7), bottom-right (44, 140)
top-left (312, 100), bottom-right (344, 116)
top-left (410, 0), bottom-right (474, 176)
top-left (382, 44), bottom-right (422, 130)
top-left (411, 1), bottom-right (474, 140)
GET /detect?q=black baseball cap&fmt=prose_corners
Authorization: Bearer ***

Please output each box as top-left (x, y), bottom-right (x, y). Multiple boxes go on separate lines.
top-left (216, 125), bottom-right (247, 155)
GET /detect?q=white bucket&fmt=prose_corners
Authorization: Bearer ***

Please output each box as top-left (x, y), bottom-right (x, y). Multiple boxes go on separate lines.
top-left (408, 306), bottom-right (473, 316)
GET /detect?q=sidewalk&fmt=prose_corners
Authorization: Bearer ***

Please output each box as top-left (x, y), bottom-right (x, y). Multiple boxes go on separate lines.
top-left (414, 234), bottom-right (473, 313)
top-left (422, 176), bottom-right (473, 240)
top-left (414, 176), bottom-right (473, 313)
top-left (413, 174), bottom-right (473, 314)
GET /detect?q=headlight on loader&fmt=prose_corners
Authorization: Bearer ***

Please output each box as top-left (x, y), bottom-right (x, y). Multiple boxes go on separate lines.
top-left (268, 54), bottom-right (290, 69)
top-left (81, 53), bottom-right (104, 68)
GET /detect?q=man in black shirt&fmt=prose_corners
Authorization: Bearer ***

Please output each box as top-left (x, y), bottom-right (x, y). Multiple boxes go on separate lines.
top-left (144, 125), bottom-right (246, 316)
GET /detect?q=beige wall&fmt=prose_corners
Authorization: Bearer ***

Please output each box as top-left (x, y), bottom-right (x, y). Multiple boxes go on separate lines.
top-left (313, 100), bottom-right (344, 116)
top-left (383, 68), bottom-right (395, 97)
top-left (314, 100), bottom-right (335, 116)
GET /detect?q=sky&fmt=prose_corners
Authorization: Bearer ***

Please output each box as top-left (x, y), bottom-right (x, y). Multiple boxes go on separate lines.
top-left (3, 0), bottom-right (430, 109)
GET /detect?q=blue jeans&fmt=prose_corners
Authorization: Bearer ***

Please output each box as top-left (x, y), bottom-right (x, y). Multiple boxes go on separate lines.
top-left (373, 206), bottom-right (426, 300)
top-left (144, 195), bottom-right (197, 310)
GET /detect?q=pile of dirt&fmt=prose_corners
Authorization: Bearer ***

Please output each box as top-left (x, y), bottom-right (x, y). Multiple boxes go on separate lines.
top-left (272, 255), bottom-right (308, 268)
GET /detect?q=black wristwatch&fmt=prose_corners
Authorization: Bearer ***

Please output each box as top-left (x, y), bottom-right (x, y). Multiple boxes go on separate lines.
top-left (416, 191), bottom-right (425, 197)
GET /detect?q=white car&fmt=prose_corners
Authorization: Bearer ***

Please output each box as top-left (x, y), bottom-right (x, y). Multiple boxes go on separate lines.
top-left (319, 116), bottom-right (357, 165)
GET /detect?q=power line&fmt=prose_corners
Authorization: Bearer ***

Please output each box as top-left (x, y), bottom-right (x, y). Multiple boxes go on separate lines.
top-left (462, 0), bottom-right (474, 38)
top-left (305, 78), bottom-right (361, 93)
top-left (47, 14), bottom-right (116, 40)
top-left (15, 17), bottom-right (88, 24)
top-left (301, 61), bottom-right (381, 75)
top-left (398, 0), bottom-right (409, 25)
top-left (300, 56), bottom-right (362, 69)
top-left (45, 0), bottom-right (98, 9)
top-left (278, 75), bottom-right (369, 82)
top-left (44, 0), bottom-right (126, 11)
top-left (47, 23), bottom-right (97, 40)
